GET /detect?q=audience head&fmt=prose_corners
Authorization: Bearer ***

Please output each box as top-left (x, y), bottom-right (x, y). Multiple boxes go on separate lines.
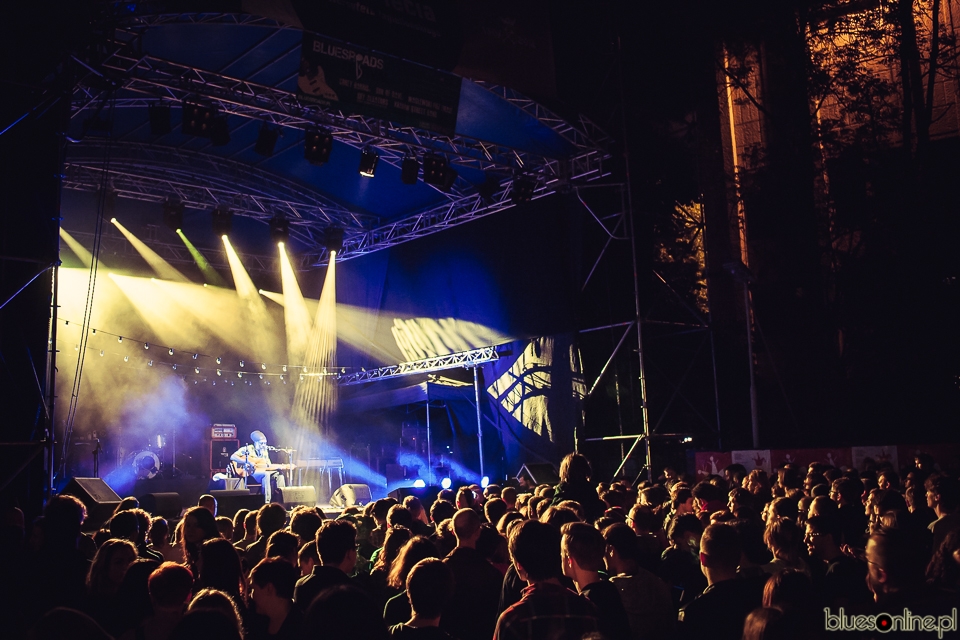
top-left (560, 522), bottom-right (606, 579)
top-left (242, 510), bottom-right (259, 540)
top-left (250, 557), bottom-right (299, 608)
top-left (698, 523), bottom-right (741, 575)
top-left (455, 487), bottom-right (477, 510)
top-left (540, 505), bottom-right (580, 529)
top-left (387, 504), bottom-right (415, 530)
top-left (181, 506), bottom-right (219, 549)
top-left (148, 562), bottom-right (194, 610)
top-left (298, 541), bottom-right (319, 577)
top-left (198, 537), bottom-right (244, 598)
top-left (43, 494), bottom-right (86, 547)
top-left (87, 538), bottom-right (137, 596)
top-left (602, 522), bottom-right (641, 573)
top-left (265, 529), bottom-right (300, 565)
top-left (500, 486), bottom-right (518, 509)
top-left (230, 509), bottom-right (250, 543)
top-left (484, 498), bottom-right (508, 526)
top-left (198, 494), bottom-right (217, 516)
top-left (406, 558), bottom-right (454, 620)
top-left (497, 511), bottom-right (524, 535)
top-left (185, 588), bottom-right (243, 637)
top-left (387, 535), bottom-right (440, 589)
top-left (925, 474), bottom-right (960, 514)
top-left (375, 525), bottom-right (412, 572)
top-left (315, 519), bottom-right (357, 569)
top-left (865, 528), bottom-right (926, 597)
top-left (149, 516), bottom-right (169, 547)
top-left (215, 516), bottom-right (233, 540)
top-left (303, 585), bottom-right (389, 640)
top-left (109, 510), bottom-right (140, 542)
top-left (830, 477), bottom-right (863, 506)
top-left (372, 498), bottom-right (398, 524)
top-left (256, 503), bottom-right (287, 538)
top-left (764, 517), bottom-right (802, 562)
top-left (430, 499), bottom-right (456, 525)
top-left (762, 569), bottom-right (814, 613)
top-left (509, 519), bottom-right (561, 582)
top-left (667, 513), bottom-right (704, 551)
top-left (804, 513), bottom-right (841, 559)
top-left (452, 508), bottom-right (482, 544)
top-left (559, 453), bottom-right (593, 485)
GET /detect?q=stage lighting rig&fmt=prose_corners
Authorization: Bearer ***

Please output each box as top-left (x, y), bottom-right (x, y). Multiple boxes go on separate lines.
top-left (323, 227), bottom-right (345, 255)
top-left (162, 200), bottom-right (184, 232)
top-left (422, 154), bottom-right (458, 191)
top-left (210, 116), bottom-right (231, 147)
top-left (358, 148), bottom-right (379, 178)
top-left (401, 156), bottom-right (419, 184)
top-left (511, 172), bottom-right (537, 204)
top-left (211, 205), bottom-right (232, 237)
top-left (255, 123), bottom-right (279, 156)
top-left (270, 215), bottom-right (289, 245)
top-left (181, 100), bottom-right (217, 138)
top-left (304, 128), bottom-right (334, 165)
top-left (148, 104), bottom-right (171, 135)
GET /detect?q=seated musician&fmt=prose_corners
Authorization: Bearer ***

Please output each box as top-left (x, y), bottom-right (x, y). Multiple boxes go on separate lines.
top-left (231, 430), bottom-right (286, 503)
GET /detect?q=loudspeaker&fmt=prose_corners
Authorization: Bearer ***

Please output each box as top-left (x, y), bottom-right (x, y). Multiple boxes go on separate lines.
top-left (138, 492), bottom-right (183, 519)
top-left (277, 485), bottom-right (317, 508)
top-left (210, 489), bottom-right (263, 518)
top-left (388, 486), bottom-right (441, 512)
top-left (209, 440), bottom-right (238, 475)
top-left (329, 484), bottom-right (372, 508)
top-left (517, 463), bottom-right (559, 486)
top-left (62, 477), bottom-right (121, 529)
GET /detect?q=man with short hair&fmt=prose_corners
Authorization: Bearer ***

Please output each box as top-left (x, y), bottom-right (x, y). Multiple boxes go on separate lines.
top-left (677, 524), bottom-right (762, 640)
top-left (122, 562), bottom-right (193, 640)
top-left (293, 519), bottom-right (358, 610)
top-left (830, 477), bottom-right (867, 547)
top-left (245, 503), bottom-right (288, 568)
top-left (493, 520), bottom-right (599, 640)
top-left (865, 528), bottom-right (953, 618)
top-left (249, 557), bottom-right (302, 639)
top-left (602, 523), bottom-right (674, 640)
top-left (560, 522), bottom-right (631, 640)
top-left (389, 559), bottom-right (457, 638)
top-left (925, 474), bottom-right (960, 553)
top-left (198, 494), bottom-right (217, 517)
top-left (441, 508), bottom-right (504, 640)
top-left (500, 487), bottom-right (518, 511)
top-left (804, 514), bottom-right (870, 609)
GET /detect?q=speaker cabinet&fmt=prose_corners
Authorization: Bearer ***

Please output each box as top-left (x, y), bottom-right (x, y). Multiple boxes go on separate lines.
top-left (277, 485), bottom-right (317, 509)
top-left (138, 492), bottom-right (183, 519)
top-left (208, 440), bottom-right (239, 475)
top-left (62, 477), bottom-right (122, 529)
top-left (210, 489), bottom-right (263, 518)
top-left (329, 483), bottom-right (372, 508)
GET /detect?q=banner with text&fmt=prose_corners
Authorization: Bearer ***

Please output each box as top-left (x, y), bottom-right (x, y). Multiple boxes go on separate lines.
top-left (298, 32), bottom-right (461, 135)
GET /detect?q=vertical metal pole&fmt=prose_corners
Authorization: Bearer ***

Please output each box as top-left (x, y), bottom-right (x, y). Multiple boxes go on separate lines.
top-left (744, 282), bottom-right (760, 448)
top-left (47, 263), bottom-right (59, 498)
top-left (473, 366), bottom-right (484, 480)
top-left (425, 400), bottom-right (432, 484)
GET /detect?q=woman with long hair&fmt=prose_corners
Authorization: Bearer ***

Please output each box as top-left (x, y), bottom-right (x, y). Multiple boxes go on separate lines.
top-left (198, 537), bottom-right (248, 606)
top-left (181, 506), bottom-right (220, 573)
top-left (86, 538), bottom-right (137, 632)
top-left (383, 536), bottom-right (440, 626)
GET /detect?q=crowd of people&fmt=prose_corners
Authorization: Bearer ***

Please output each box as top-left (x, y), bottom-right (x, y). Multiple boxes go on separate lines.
top-left (2, 451), bottom-right (959, 639)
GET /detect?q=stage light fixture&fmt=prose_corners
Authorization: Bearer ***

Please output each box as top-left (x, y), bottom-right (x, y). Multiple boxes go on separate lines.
top-left (211, 206), bottom-right (232, 237)
top-left (481, 476), bottom-right (490, 489)
top-left (216, 357), bottom-right (222, 365)
top-left (148, 360), bottom-right (154, 367)
top-left (422, 154), bottom-right (447, 186)
top-left (269, 215), bottom-right (290, 245)
top-left (255, 123), bottom-right (279, 156)
top-left (440, 477), bottom-right (452, 490)
top-left (323, 227), bottom-right (344, 255)
top-left (304, 128), bottom-right (334, 165)
top-left (124, 356), bottom-right (129, 362)
top-left (149, 104), bottom-right (171, 135)
top-left (401, 156), bottom-right (419, 184)
top-left (144, 342), bottom-right (149, 350)
top-left (240, 360), bottom-right (245, 368)
top-left (413, 479), bottom-right (426, 488)
top-left (358, 148), bottom-right (379, 178)
top-left (181, 101), bottom-right (216, 138)
top-left (161, 200), bottom-right (184, 232)
top-left (210, 116), bottom-right (231, 147)
top-left (511, 173), bottom-right (537, 204)
top-left (168, 348), bottom-right (174, 356)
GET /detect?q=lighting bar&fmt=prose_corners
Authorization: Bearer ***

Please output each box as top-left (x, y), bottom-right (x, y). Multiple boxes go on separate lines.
top-left (337, 346), bottom-right (500, 386)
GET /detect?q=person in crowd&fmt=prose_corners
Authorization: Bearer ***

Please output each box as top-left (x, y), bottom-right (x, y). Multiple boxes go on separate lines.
top-left (926, 528), bottom-right (960, 590)
top-left (371, 498), bottom-right (399, 549)
top-left (429, 500), bottom-right (456, 530)
top-left (401, 496), bottom-right (433, 536)
top-left (265, 530), bottom-right (300, 566)
top-left (493, 519), bottom-right (599, 640)
top-left (294, 518), bottom-right (359, 610)
top-left (691, 481), bottom-right (727, 525)
top-left (803, 513), bottom-right (871, 609)
top-left (660, 513), bottom-right (706, 607)
top-left (741, 608), bottom-right (806, 640)
top-left (198, 537), bottom-right (247, 607)
top-left (500, 487), bottom-right (518, 512)
top-left (119, 561), bottom-right (193, 640)
top-left (180, 506), bottom-right (220, 575)
top-left (109, 510), bottom-right (141, 543)
top-left (388, 558), bottom-right (456, 639)
top-left (231, 509), bottom-right (250, 544)
top-left (297, 541), bottom-right (318, 578)
top-left (761, 569), bottom-right (815, 617)
top-left (216, 515), bottom-right (234, 540)
top-left (248, 557), bottom-right (302, 640)
top-left (245, 503), bottom-right (287, 569)
top-left (559, 522), bottom-right (631, 640)
top-left (148, 517), bottom-right (184, 564)
top-left (113, 558), bottom-right (162, 635)
top-left (440, 508), bottom-right (504, 640)
top-left (30, 607), bottom-right (114, 640)
top-left (371, 525), bottom-right (413, 605)
top-left (199, 494), bottom-right (218, 517)
top-left (602, 522), bottom-right (675, 640)
top-left (180, 588), bottom-right (244, 639)
top-left (485, 498), bottom-right (508, 529)
top-left (476, 523), bottom-right (511, 575)
top-left (830, 477), bottom-right (868, 548)
top-left (384, 536), bottom-right (442, 626)
top-left (925, 474), bottom-right (960, 554)
top-left (550, 453), bottom-right (606, 523)
top-left (677, 524), bottom-right (763, 640)
top-left (762, 517), bottom-right (810, 575)
top-left (627, 504), bottom-right (666, 573)
top-left (289, 507), bottom-right (324, 548)
top-left (236, 509), bottom-right (260, 552)
top-left (303, 585), bottom-right (390, 640)
top-left (85, 538), bottom-right (138, 632)
top-left (497, 511), bottom-right (524, 535)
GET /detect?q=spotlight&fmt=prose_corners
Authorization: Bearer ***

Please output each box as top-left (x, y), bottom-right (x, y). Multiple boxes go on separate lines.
top-left (162, 200), bottom-right (184, 232)
top-left (195, 367), bottom-right (200, 374)
top-left (322, 227), bottom-right (344, 255)
top-left (148, 104), bottom-right (171, 135)
top-left (211, 205), bottom-right (232, 237)
top-left (210, 116), bottom-right (231, 146)
top-left (118, 336), bottom-right (123, 343)
top-left (168, 348), bottom-right (174, 356)
top-left (181, 101), bottom-right (216, 138)
top-left (511, 173), bottom-right (537, 204)
top-left (148, 360), bottom-right (154, 367)
top-left (401, 156), bottom-right (419, 184)
top-left (304, 128), bottom-right (333, 165)
top-left (440, 477), bottom-right (452, 490)
top-left (144, 342), bottom-right (149, 350)
top-left (269, 215), bottom-right (289, 245)
top-left (254, 122), bottom-right (279, 156)
top-left (481, 476), bottom-right (490, 489)
top-left (124, 356), bottom-right (129, 362)
top-left (240, 360), bottom-right (244, 368)
top-left (216, 357), bottom-right (222, 364)
top-left (110, 217), bottom-right (117, 224)
top-left (422, 154), bottom-right (447, 186)
top-left (412, 479), bottom-right (426, 488)
top-left (358, 148), bottom-right (379, 178)
top-left (261, 363), bottom-right (266, 370)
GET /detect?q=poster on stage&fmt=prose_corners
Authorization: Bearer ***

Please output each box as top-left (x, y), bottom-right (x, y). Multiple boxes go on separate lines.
top-left (694, 451), bottom-right (732, 478)
top-left (731, 450), bottom-right (772, 475)
top-left (851, 446), bottom-right (899, 472)
top-left (298, 32), bottom-right (462, 135)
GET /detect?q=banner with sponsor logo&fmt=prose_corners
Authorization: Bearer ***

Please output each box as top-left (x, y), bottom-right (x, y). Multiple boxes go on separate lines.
top-left (298, 32), bottom-right (461, 135)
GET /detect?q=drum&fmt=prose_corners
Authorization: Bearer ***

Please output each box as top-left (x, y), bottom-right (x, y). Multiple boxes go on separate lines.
top-left (131, 450), bottom-right (161, 480)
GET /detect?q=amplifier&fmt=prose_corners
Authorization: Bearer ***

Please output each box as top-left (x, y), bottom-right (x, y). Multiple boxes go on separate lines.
top-left (210, 424), bottom-right (237, 439)
top-left (209, 439), bottom-right (239, 474)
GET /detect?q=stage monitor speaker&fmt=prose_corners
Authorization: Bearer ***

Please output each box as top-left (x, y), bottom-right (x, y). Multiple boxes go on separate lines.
top-left (388, 485), bottom-right (441, 511)
top-left (516, 463), bottom-right (559, 487)
top-left (138, 492), bottom-right (183, 519)
top-left (210, 489), bottom-right (263, 518)
top-left (329, 484), bottom-right (372, 508)
top-left (277, 485), bottom-right (317, 509)
top-left (62, 477), bottom-right (121, 529)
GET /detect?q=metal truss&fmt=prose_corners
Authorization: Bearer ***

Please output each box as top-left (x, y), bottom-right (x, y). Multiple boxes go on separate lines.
top-left (65, 229), bottom-right (317, 275)
top-left (338, 346), bottom-right (499, 386)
